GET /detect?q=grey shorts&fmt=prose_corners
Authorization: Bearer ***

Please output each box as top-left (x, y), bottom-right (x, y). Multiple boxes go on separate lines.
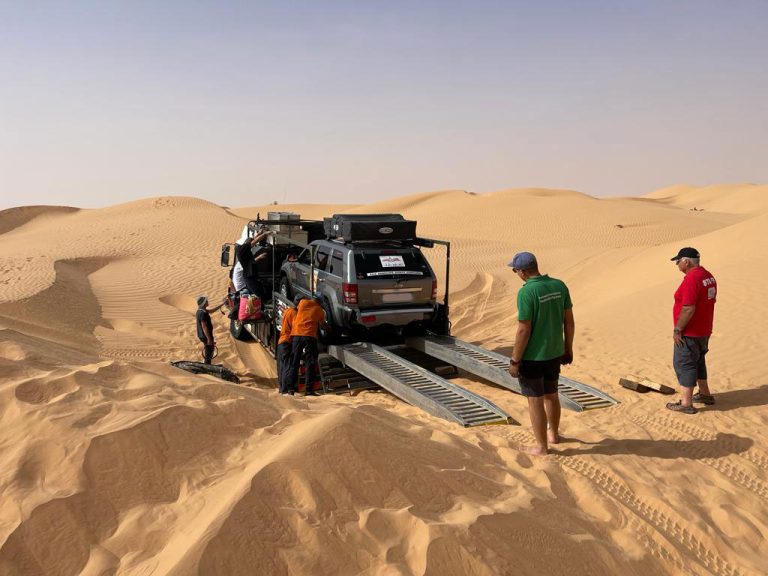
top-left (673, 336), bottom-right (710, 388)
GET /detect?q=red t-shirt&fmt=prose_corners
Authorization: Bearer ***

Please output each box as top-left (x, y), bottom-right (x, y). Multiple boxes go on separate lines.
top-left (673, 266), bottom-right (717, 337)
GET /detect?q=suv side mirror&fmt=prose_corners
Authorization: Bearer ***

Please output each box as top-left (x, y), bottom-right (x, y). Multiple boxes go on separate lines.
top-left (220, 244), bottom-right (232, 267)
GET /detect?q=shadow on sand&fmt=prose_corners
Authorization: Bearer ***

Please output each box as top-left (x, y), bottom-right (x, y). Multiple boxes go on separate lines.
top-left (557, 432), bottom-right (752, 459)
top-left (702, 383), bottom-right (768, 412)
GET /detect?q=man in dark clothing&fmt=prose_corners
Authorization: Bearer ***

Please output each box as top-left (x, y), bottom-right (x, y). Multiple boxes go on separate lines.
top-left (196, 296), bottom-right (224, 364)
top-left (276, 296), bottom-right (303, 395)
top-left (235, 228), bottom-right (273, 300)
top-left (286, 294), bottom-right (327, 397)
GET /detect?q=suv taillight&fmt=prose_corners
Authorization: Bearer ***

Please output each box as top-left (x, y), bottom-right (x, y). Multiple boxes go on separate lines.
top-left (431, 280), bottom-right (438, 300)
top-left (343, 282), bottom-right (358, 304)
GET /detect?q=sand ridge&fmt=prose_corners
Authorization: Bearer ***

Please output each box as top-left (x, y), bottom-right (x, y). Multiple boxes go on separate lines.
top-left (0, 184), bottom-right (766, 575)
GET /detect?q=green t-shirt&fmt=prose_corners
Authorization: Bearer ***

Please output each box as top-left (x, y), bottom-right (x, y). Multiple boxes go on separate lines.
top-left (516, 274), bottom-right (573, 361)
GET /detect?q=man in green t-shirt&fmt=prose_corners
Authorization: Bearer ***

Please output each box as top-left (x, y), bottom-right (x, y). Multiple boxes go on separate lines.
top-left (507, 252), bottom-right (574, 456)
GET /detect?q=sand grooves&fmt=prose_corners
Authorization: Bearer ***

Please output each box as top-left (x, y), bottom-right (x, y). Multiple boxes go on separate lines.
top-left (0, 331), bottom-right (282, 576)
top-left (0, 258), bottom-right (109, 351)
top-left (191, 405), bottom-right (660, 576)
top-left (501, 425), bottom-right (745, 576)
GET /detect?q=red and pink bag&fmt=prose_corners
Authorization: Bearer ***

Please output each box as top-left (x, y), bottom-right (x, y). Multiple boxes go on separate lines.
top-left (238, 295), bottom-right (262, 321)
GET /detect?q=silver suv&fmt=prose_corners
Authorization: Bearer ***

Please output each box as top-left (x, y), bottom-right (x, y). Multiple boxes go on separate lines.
top-left (279, 239), bottom-right (437, 338)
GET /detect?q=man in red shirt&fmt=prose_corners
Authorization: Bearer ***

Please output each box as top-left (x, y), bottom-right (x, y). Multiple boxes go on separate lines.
top-left (667, 247), bottom-right (717, 414)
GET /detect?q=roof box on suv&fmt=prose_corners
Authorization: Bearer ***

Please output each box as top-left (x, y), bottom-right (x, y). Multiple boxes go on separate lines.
top-left (323, 214), bottom-right (417, 242)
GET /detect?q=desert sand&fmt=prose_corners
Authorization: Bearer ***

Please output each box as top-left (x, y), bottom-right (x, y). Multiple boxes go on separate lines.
top-left (1, 185), bottom-right (766, 575)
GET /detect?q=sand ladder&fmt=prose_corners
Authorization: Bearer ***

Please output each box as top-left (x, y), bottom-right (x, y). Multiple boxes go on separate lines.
top-left (406, 335), bottom-right (618, 413)
top-left (327, 342), bottom-right (515, 427)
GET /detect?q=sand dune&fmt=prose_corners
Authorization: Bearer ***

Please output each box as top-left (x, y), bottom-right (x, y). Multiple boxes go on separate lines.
top-left (1, 185), bottom-right (766, 575)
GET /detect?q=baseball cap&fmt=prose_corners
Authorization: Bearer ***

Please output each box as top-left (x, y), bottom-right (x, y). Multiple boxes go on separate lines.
top-left (197, 296), bottom-right (208, 307)
top-left (508, 251), bottom-right (537, 271)
top-left (671, 247), bottom-right (700, 261)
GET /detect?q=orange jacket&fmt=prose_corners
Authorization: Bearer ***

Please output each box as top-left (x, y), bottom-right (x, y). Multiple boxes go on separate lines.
top-left (278, 307), bottom-right (297, 345)
top-left (291, 299), bottom-right (325, 338)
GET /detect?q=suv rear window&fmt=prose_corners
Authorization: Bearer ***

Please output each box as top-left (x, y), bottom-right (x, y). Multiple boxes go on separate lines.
top-left (353, 250), bottom-right (430, 279)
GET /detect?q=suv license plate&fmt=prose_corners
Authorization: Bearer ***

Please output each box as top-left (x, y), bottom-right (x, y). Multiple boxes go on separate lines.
top-left (383, 292), bottom-right (414, 304)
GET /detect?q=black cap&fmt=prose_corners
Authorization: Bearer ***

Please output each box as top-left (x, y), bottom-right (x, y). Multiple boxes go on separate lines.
top-left (671, 247), bottom-right (700, 261)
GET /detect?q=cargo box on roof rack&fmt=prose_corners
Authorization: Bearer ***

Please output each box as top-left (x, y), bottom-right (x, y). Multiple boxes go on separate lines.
top-left (323, 214), bottom-right (417, 242)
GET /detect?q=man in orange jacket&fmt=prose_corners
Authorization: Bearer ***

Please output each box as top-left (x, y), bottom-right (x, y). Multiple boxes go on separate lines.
top-left (286, 294), bottom-right (327, 397)
top-left (277, 296), bottom-right (302, 395)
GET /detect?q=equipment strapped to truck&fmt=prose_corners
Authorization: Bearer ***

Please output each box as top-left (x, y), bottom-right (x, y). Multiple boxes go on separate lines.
top-left (323, 213), bottom-right (417, 242)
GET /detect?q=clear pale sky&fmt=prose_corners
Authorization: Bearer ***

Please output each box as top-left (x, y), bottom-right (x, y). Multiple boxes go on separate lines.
top-left (1, 0), bottom-right (766, 209)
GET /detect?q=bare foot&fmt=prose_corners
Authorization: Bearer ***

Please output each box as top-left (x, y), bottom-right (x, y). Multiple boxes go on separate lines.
top-left (518, 443), bottom-right (548, 456)
top-left (547, 431), bottom-right (560, 445)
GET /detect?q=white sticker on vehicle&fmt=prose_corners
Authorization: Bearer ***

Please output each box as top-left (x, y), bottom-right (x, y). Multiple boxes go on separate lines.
top-left (366, 271), bottom-right (424, 277)
top-left (379, 255), bottom-right (405, 267)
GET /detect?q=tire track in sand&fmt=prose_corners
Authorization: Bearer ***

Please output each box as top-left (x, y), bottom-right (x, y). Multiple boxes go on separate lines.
top-left (630, 413), bottom-right (768, 474)
top-left (502, 428), bottom-right (743, 576)
top-left (628, 414), bottom-right (768, 503)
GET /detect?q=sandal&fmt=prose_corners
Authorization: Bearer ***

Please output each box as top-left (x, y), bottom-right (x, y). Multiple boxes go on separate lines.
top-left (692, 393), bottom-right (715, 405)
top-left (666, 400), bottom-right (697, 414)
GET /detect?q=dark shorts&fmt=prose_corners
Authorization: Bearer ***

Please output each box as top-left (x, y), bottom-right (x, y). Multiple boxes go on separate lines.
top-left (518, 357), bottom-right (561, 397)
top-left (673, 336), bottom-right (710, 388)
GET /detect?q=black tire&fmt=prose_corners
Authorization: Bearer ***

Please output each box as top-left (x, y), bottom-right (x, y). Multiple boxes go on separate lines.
top-left (318, 300), bottom-right (339, 344)
top-left (230, 317), bottom-right (250, 341)
top-left (279, 276), bottom-right (293, 301)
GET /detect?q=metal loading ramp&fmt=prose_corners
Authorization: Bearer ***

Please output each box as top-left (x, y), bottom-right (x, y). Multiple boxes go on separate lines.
top-left (405, 335), bottom-right (618, 413)
top-left (327, 342), bottom-right (515, 427)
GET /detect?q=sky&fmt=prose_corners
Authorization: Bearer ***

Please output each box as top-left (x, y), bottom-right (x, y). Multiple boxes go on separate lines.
top-left (1, 0), bottom-right (767, 209)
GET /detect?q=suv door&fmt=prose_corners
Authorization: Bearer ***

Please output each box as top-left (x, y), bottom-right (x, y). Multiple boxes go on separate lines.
top-left (353, 248), bottom-right (435, 308)
top-left (323, 248), bottom-right (345, 312)
top-left (288, 247), bottom-right (313, 296)
top-left (312, 245), bottom-right (331, 292)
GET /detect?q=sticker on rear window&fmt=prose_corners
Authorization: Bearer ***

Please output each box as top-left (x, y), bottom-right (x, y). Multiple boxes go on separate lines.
top-left (379, 255), bottom-right (405, 267)
top-left (366, 271), bottom-right (424, 277)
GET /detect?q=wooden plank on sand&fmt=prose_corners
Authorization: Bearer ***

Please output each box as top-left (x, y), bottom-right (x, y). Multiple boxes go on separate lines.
top-left (620, 375), bottom-right (676, 395)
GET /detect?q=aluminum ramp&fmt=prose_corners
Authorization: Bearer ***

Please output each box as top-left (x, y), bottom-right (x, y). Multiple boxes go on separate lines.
top-left (327, 342), bottom-right (515, 427)
top-left (406, 335), bottom-right (618, 412)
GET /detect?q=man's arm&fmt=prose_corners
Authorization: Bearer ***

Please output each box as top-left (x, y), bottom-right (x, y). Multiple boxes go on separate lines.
top-left (251, 230), bottom-right (271, 245)
top-left (206, 301), bottom-right (225, 313)
top-left (318, 308), bottom-right (329, 331)
top-left (674, 304), bottom-right (695, 345)
top-left (562, 308), bottom-right (575, 364)
top-left (508, 320), bottom-right (531, 377)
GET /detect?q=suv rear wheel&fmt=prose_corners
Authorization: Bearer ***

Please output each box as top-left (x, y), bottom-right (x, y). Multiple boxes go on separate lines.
top-left (317, 299), bottom-right (338, 344)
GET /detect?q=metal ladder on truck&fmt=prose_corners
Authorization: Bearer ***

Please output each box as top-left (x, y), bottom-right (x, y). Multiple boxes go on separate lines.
top-left (406, 335), bottom-right (618, 412)
top-left (327, 342), bottom-right (515, 427)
